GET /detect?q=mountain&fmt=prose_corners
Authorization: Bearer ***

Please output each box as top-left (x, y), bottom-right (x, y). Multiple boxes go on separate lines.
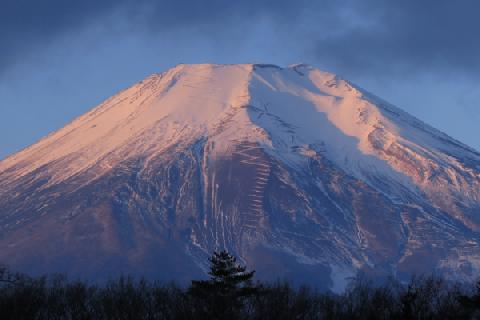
top-left (1, 63), bottom-right (480, 291)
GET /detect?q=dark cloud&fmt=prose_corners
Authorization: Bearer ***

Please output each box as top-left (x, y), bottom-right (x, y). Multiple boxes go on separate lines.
top-left (0, 0), bottom-right (128, 72)
top-left (0, 0), bottom-right (330, 72)
top-left (312, 1), bottom-right (480, 77)
top-left (1, 0), bottom-right (480, 77)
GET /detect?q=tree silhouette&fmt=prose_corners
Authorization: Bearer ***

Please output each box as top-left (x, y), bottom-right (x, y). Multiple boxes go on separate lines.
top-left (189, 250), bottom-right (260, 319)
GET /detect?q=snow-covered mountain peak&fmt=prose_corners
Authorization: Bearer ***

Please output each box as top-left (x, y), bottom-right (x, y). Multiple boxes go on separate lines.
top-left (1, 63), bottom-right (480, 289)
top-left (1, 63), bottom-right (479, 196)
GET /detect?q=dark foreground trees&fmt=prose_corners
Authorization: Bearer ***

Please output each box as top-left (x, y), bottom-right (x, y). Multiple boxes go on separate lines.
top-left (1, 257), bottom-right (480, 320)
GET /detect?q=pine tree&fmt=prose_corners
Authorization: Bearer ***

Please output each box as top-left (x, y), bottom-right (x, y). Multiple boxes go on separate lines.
top-left (189, 250), bottom-right (260, 319)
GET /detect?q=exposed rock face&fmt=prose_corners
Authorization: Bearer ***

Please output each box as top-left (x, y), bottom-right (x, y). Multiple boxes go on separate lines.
top-left (1, 64), bottom-right (480, 290)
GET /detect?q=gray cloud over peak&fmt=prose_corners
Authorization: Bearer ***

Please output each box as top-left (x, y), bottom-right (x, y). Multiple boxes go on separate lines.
top-left (3, 0), bottom-right (480, 79)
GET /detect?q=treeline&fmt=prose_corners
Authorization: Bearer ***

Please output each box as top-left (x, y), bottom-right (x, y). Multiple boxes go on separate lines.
top-left (1, 252), bottom-right (480, 319)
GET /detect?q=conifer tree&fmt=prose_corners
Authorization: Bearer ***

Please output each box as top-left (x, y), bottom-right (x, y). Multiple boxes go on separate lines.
top-left (189, 250), bottom-right (259, 319)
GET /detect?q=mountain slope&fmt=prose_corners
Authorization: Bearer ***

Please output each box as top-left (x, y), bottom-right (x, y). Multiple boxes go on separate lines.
top-left (1, 63), bottom-right (480, 290)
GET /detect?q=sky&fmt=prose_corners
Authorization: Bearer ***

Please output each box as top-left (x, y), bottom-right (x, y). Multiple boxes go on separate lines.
top-left (1, 0), bottom-right (479, 159)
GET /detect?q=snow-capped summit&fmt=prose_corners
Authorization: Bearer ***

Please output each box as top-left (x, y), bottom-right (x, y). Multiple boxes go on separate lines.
top-left (1, 64), bottom-right (480, 290)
